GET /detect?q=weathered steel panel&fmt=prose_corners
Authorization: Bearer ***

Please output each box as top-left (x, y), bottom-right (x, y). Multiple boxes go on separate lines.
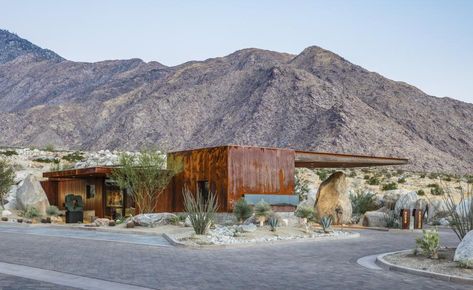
top-left (167, 146), bottom-right (229, 212)
top-left (227, 146), bottom-right (295, 210)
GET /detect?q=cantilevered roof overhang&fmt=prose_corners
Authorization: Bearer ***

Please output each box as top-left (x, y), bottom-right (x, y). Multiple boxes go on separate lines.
top-left (43, 167), bottom-right (113, 178)
top-left (294, 150), bottom-right (408, 168)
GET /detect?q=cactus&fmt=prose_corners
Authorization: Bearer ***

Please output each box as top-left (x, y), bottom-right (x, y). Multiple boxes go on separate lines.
top-left (320, 215), bottom-right (332, 233)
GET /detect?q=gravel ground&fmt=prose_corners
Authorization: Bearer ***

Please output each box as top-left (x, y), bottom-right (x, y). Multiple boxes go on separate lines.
top-left (384, 248), bottom-right (473, 278)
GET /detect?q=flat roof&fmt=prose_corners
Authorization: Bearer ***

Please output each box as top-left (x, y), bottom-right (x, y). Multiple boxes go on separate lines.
top-left (43, 167), bottom-right (113, 178)
top-left (294, 150), bottom-right (408, 168)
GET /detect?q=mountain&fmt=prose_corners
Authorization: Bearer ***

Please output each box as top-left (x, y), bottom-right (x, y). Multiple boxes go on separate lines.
top-left (0, 29), bottom-right (472, 173)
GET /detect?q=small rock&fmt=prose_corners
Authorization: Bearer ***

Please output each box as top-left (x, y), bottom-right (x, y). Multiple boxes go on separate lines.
top-left (133, 213), bottom-right (177, 227)
top-left (1, 210), bottom-right (12, 217)
top-left (238, 223), bottom-right (257, 233)
top-left (108, 220), bottom-right (116, 227)
top-left (126, 221), bottom-right (135, 228)
top-left (17, 218), bottom-right (23, 223)
top-left (94, 218), bottom-right (110, 227)
top-left (1, 217), bottom-right (8, 222)
top-left (439, 217), bottom-right (450, 226)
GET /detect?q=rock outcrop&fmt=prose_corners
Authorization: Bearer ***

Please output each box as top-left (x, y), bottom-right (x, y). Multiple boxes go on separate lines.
top-left (314, 172), bottom-right (352, 224)
top-left (15, 174), bottom-right (50, 216)
top-left (394, 191), bottom-right (418, 216)
top-left (362, 211), bottom-right (387, 227)
top-left (132, 213), bottom-right (177, 227)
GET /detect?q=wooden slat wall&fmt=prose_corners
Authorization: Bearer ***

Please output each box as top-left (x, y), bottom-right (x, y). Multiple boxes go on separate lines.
top-left (227, 146), bottom-right (295, 209)
top-left (56, 178), bottom-right (104, 217)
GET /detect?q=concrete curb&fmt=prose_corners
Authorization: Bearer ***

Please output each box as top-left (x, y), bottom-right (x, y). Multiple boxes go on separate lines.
top-left (162, 233), bottom-right (186, 247)
top-left (376, 250), bottom-right (473, 285)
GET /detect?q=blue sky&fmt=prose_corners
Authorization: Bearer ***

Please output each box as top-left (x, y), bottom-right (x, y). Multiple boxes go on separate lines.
top-left (1, 0), bottom-right (472, 103)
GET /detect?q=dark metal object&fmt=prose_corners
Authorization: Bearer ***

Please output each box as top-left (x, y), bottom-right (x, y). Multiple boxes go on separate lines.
top-left (413, 209), bottom-right (423, 229)
top-left (65, 194), bottom-right (84, 223)
top-left (401, 209), bottom-right (410, 230)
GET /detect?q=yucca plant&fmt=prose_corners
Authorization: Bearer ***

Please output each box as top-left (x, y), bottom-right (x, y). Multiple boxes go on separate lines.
top-left (268, 214), bottom-right (280, 232)
top-left (183, 189), bottom-right (218, 235)
top-left (320, 215), bottom-right (332, 233)
top-left (254, 200), bottom-right (272, 227)
top-left (350, 191), bottom-right (378, 215)
top-left (443, 183), bottom-right (472, 240)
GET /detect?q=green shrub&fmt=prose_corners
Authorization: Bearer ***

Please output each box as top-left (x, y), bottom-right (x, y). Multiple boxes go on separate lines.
top-left (44, 144), bottom-right (55, 152)
top-left (367, 176), bottom-right (380, 185)
top-left (384, 211), bottom-right (400, 228)
top-left (428, 173), bottom-right (439, 179)
top-left (33, 157), bottom-right (60, 164)
top-left (348, 170), bottom-right (357, 178)
top-left (350, 191), bottom-right (378, 215)
top-left (415, 228), bottom-right (440, 259)
top-left (363, 175), bottom-right (370, 180)
top-left (316, 169), bottom-right (330, 181)
top-left (398, 177), bottom-right (406, 184)
top-left (320, 215), bottom-right (332, 233)
top-left (420, 173), bottom-right (426, 178)
top-left (233, 199), bottom-right (253, 223)
top-left (62, 151), bottom-right (85, 163)
top-left (268, 214), bottom-right (280, 232)
top-left (466, 175), bottom-right (473, 184)
top-left (24, 207), bottom-right (40, 218)
top-left (430, 184), bottom-right (444, 196)
top-left (0, 150), bottom-right (18, 156)
top-left (46, 206), bottom-right (59, 216)
top-left (384, 173), bottom-right (392, 179)
top-left (382, 182), bottom-right (398, 191)
top-left (417, 189), bottom-right (425, 196)
top-left (295, 205), bottom-right (315, 221)
top-left (396, 169), bottom-right (404, 175)
top-left (254, 200), bottom-right (272, 220)
top-left (183, 189), bottom-right (218, 235)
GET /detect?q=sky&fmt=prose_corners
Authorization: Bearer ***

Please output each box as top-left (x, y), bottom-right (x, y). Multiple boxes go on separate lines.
top-left (1, 0), bottom-right (472, 103)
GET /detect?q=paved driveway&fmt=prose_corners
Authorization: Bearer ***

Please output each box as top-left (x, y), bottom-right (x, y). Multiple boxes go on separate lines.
top-left (0, 225), bottom-right (467, 290)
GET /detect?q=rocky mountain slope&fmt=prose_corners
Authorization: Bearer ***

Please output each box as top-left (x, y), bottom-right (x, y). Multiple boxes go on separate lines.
top-left (0, 29), bottom-right (472, 173)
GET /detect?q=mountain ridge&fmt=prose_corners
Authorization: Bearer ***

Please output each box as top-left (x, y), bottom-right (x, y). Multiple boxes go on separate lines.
top-left (0, 30), bottom-right (472, 173)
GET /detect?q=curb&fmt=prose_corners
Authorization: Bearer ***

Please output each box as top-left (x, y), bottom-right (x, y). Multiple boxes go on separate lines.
top-left (376, 250), bottom-right (473, 285)
top-left (162, 233), bottom-right (186, 247)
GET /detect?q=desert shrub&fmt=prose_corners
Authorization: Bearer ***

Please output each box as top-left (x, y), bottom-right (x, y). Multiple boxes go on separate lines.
top-left (44, 144), bottom-right (55, 152)
top-left (382, 182), bottom-right (398, 191)
top-left (396, 169), bottom-right (404, 175)
top-left (466, 175), bottom-right (473, 184)
top-left (183, 189), bottom-right (218, 235)
top-left (415, 228), bottom-right (440, 259)
top-left (428, 173), bottom-right (440, 179)
top-left (320, 215), bottom-right (332, 233)
top-left (233, 199), bottom-right (253, 223)
top-left (33, 157), bottom-right (60, 164)
top-left (348, 170), bottom-right (357, 178)
top-left (443, 175), bottom-right (453, 182)
top-left (366, 176), bottom-right (380, 185)
top-left (254, 200), bottom-right (272, 224)
top-left (294, 173), bottom-right (309, 200)
top-left (398, 177), bottom-right (407, 184)
top-left (0, 150), bottom-right (18, 156)
top-left (268, 214), bottom-right (280, 232)
top-left (0, 158), bottom-right (15, 209)
top-left (350, 191), bottom-right (378, 215)
top-left (417, 189), bottom-right (425, 196)
top-left (384, 211), bottom-right (400, 228)
top-left (62, 151), bottom-right (85, 162)
top-left (363, 175), bottom-right (370, 180)
top-left (419, 173), bottom-right (426, 178)
top-left (443, 184), bottom-right (473, 240)
top-left (430, 184), bottom-right (444, 196)
top-left (46, 206), bottom-right (59, 216)
top-left (169, 214), bottom-right (187, 225)
top-left (316, 169), bottom-right (330, 181)
top-left (384, 172), bottom-right (392, 179)
top-left (295, 205), bottom-right (315, 221)
top-left (24, 207), bottom-right (40, 218)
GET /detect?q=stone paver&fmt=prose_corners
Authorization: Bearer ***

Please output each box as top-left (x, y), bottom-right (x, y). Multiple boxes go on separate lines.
top-left (0, 273), bottom-right (78, 290)
top-left (0, 223), bottom-right (170, 247)
top-left (0, 227), bottom-right (468, 289)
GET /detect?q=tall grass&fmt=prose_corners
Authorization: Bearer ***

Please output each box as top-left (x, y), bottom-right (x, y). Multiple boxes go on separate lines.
top-left (183, 189), bottom-right (218, 235)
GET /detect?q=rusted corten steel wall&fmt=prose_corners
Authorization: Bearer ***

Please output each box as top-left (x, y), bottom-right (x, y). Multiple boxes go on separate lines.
top-left (167, 146), bottom-right (296, 212)
top-left (227, 146), bottom-right (295, 209)
top-left (167, 146), bottom-right (229, 212)
top-left (40, 180), bottom-right (58, 207)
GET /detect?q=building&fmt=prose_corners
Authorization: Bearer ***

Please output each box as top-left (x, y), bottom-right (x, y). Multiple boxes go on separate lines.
top-left (41, 145), bottom-right (408, 219)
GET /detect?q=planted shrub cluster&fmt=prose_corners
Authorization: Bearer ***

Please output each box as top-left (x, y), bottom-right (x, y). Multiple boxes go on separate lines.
top-left (382, 182), bottom-right (398, 191)
top-left (350, 191), bottom-right (378, 215)
top-left (415, 228), bottom-right (440, 259)
top-left (233, 199), bottom-right (253, 223)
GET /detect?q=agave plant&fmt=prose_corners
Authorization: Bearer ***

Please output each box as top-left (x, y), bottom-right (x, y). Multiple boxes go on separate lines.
top-left (268, 214), bottom-right (280, 232)
top-left (183, 189), bottom-right (218, 235)
top-left (320, 215), bottom-right (332, 233)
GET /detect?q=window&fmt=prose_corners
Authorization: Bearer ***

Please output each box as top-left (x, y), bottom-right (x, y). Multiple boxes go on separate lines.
top-left (86, 184), bottom-right (95, 199)
top-left (197, 180), bottom-right (209, 202)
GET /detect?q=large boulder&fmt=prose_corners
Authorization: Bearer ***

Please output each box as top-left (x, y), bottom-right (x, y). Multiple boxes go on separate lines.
top-left (314, 172), bottom-right (352, 224)
top-left (4, 185), bottom-right (18, 210)
top-left (394, 191), bottom-right (418, 216)
top-left (382, 189), bottom-right (411, 210)
top-left (132, 213), bottom-right (177, 227)
top-left (454, 230), bottom-right (473, 268)
top-left (429, 199), bottom-right (449, 221)
top-left (16, 174), bottom-right (50, 216)
top-left (362, 211), bottom-right (388, 227)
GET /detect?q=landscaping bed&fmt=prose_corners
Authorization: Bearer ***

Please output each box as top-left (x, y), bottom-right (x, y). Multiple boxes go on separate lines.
top-left (383, 248), bottom-right (473, 280)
